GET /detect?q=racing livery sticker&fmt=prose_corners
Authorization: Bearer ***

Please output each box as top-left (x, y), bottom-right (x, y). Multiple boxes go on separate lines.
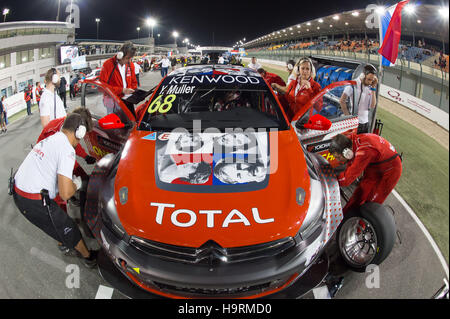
top-left (154, 132), bottom-right (270, 193)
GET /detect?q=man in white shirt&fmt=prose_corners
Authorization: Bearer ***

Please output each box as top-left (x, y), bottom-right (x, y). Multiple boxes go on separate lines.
top-left (339, 65), bottom-right (378, 134)
top-left (218, 56), bottom-right (225, 64)
top-left (160, 56), bottom-right (171, 77)
top-left (13, 113), bottom-right (98, 268)
top-left (39, 68), bottom-right (67, 128)
top-left (247, 57), bottom-right (262, 71)
top-left (134, 61), bottom-right (141, 87)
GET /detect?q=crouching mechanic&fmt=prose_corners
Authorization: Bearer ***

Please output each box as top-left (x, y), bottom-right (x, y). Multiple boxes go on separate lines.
top-left (36, 107), bottom-right (96, 212)
top-left (12, 113), bottom-right (98, 267)
top-left (329, 133), bottom-right (402, 214)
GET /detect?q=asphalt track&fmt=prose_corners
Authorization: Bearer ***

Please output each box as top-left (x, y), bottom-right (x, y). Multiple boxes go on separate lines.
top-left (0, 69), bottom-right (447, 299)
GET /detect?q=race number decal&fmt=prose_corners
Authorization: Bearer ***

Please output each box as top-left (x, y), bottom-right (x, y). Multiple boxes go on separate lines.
top-left (148, 95), bottom-right (176, 114)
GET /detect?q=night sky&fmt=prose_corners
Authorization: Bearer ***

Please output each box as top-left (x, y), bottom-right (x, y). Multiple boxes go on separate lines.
top-left (1, 0), bottom-right (445, 46)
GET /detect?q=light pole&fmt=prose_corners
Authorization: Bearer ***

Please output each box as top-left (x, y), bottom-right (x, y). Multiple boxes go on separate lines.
top-left (146, 18), bottom-right (156, 38)
top-left (95, 18), bottom-right (100, 40)
top-left (3, 8), bottom-right (9, 23)
top-left (172, 31), bottom-right (179, 46)
top-left (137, 27), bottom-right (141, 39)
top-left (56, 0), bottom-right (61, 21)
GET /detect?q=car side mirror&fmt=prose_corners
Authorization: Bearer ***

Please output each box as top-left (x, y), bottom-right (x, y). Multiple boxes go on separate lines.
top-left (303, 114), bottom-right (332, 131)
top-left (99, 113), bottom-right (125, 129)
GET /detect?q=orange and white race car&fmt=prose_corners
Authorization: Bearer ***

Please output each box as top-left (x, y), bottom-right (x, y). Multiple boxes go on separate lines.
top-left (80, 59), bottom-right (395, 299)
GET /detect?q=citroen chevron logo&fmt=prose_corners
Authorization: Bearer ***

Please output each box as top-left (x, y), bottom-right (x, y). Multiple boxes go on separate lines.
top-left (196, 240), bottom-right (228, 269)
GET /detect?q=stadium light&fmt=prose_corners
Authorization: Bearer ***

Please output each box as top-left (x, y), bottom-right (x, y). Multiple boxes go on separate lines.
top-left (137, 27), bottom-right (141, 39)
top-left (351, 11), bottom-right (359, 17)
top-left (333, 15), bottom-right (340, 20)
top-left (376, 6), bottom-right (385, 15)
top-left (318, 19), bottom-right (323, 23)
top-left (438, 7), bottom-right (449, 19)
top-left (404, 4), bottom-right (416, 15)
top-left (2, 8), bottom-right (9, 22)
top-left (172, 31), bottom-right (179, 45)
top-left (146, 18), bottom-right (157, 38)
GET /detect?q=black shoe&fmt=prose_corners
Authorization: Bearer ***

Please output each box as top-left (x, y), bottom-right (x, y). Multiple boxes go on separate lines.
top-left (325, 275), bottom-right (345, 298)
top-left (82, 250), bottom-right (99, 268)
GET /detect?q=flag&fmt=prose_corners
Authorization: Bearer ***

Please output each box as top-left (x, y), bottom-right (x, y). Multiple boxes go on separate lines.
top-left (378, 0), bottom-right (410, 67)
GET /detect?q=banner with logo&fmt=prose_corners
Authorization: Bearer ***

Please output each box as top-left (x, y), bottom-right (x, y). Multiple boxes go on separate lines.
top-left (379, 84), bottom-right (448, 130)
top-left (3, 93), bottom-right (27, 117)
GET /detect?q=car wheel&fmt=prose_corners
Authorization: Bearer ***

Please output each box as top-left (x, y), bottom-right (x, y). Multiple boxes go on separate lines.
top-left (336, 202), bottom-right (396, 272)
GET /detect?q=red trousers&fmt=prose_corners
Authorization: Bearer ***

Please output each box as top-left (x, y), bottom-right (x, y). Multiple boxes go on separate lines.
top-left (344, 156), bottom-right (402, 214)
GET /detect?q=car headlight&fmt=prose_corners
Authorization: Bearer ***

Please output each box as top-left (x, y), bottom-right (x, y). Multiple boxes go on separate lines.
top-left (99, 176), bottom-right (128, 241)
top-left (298, 179), bottom-right (326, 239)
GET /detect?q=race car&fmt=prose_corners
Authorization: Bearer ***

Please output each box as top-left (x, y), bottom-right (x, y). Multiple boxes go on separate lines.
top-left (80, 60), bottom-right (395, 298)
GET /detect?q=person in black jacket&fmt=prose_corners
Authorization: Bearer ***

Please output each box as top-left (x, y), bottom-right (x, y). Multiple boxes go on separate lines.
top-left (58, 76), bottom-right (67, 109)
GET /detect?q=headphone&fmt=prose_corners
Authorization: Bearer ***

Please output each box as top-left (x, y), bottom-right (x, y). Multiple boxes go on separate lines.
top-left (51, 68), bottom-right (59, 84)
top-left (287, 63), bottom-right (294, 71)
top-left (359, 65), bottom-right (377, 80)
top-left (296, 58), bottom-right (316, 79)
top-left (117, 50), bottom-right (124, 60)
top-left (342, 148), bottom-right (354, 160)
top-left (75, 115), bottom-right (87, 140)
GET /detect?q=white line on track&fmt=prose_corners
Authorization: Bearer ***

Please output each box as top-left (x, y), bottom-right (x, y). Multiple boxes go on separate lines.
top-left (312, 286), bottom-right (331, 299)
top-left (29, 247), bottom-right (66, 272)
top-left (392, 190), bottom-right (449, 279)
top-left (95, 285), bottom-right (114, 299)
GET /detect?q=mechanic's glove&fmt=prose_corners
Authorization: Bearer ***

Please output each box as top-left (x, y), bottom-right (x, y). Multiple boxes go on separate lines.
top-left (72, 176), bottom-right (82, 191)
top-left (84, 155), bottom-right (96, 165)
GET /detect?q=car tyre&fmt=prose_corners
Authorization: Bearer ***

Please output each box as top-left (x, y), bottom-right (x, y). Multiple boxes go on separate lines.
top-left (336, 202), bottom-right (396, 272)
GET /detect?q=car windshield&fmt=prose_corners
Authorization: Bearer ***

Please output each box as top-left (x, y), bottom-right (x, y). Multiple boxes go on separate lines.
top-left (139, 66), bottom-right (289, 132)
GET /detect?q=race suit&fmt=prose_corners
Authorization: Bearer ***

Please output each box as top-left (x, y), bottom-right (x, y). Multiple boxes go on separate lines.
top-left (337, 133), bottom-right (402, 214)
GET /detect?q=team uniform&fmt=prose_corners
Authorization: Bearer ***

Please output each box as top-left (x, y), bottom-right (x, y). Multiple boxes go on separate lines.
top-left (284, 77), bottom-right (322, 121)
top-left (13, 132), bottom-right (82, 249)
top-left (24, 88), bottom-right (33, 116)
top-left (99, 57), bottom-right (138, 98)
top-left (39, 88), bottom-right (67, 122)
top-left (35, 86), bottom-right (43, 107)
top-left (337, 133), bottom-right (402, 214)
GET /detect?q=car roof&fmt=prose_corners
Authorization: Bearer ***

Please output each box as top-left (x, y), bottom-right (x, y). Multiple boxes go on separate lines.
top-left (167, 64), bottom-right (262, 78)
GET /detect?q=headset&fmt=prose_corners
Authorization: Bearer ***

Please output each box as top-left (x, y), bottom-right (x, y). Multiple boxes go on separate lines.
top-left (50, 68), bottom-right (59, 84)
top-left (359, 64), bottom-right (377, 81)
top-left (75, 114), bottom-right (87, 140)
top-left (116, 50), bottom-right (124, 60)
top-left (296, 58), bottom-right (316, 79)
top-left (330, 138), bottom-right (354, 160)
top-left (287, 62), bottom-right (294, 71)
top-left (342, 147), bottom-right (354, 160)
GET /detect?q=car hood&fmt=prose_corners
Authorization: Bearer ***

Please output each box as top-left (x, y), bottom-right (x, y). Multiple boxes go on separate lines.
top-left (114, 130), bottom-right (312, 248)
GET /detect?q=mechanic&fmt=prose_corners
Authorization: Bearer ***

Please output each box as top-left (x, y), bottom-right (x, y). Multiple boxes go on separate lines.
top-left (36, 107), bottom-right (95, 212)
top-left (339, 65), bottom-right (378, 134)
top-left (257, 68), bottom-right (290, 112)
top-left (247, 57), bottom-right (262, 71)
top-left (69, 74), bottom-right (79, 100)
top-left (271, 58), bottom-right (321, 121)
top-left (99, 41), bottom-right (137, 98)
top-left (24, 84), bottom-right (33, 116)
top-left (12, 113), bottom-right (98, 267)
top-left (35, 82), bottom-right (43, 108)
top-left (39, 68), bottom-right (67, 128)
top-left (329, 133), bottom-right (402, 214)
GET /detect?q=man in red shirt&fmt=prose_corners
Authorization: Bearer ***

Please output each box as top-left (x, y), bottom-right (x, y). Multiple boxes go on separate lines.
top-left (37, 108), bottom-right (96, 212)
top-left (35, 82), bottom-right (43, 108)
top-left (257, 68), bottom-right (290, 116)
top-left (24, 85), bottom-right (33, 116)
top-left (99, 42), bottom-right (138, 98)
top-left (329, 133), bottom-right (402, 214)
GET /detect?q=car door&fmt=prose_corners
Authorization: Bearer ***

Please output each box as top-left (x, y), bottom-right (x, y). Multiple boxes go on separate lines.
top-left (293, 80), bottom-right (359, 166)
top-left (80, 79), bottom-right (136, 159)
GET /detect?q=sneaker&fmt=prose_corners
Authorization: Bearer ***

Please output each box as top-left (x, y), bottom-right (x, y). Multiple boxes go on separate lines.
top-left (57, 243), bottom-right (77, 256)
top-left (82, 250), bottom-right (99, 268)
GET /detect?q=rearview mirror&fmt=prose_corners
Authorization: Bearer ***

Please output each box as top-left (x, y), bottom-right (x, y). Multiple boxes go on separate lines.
top-left (303, 114), bottom-right (332, 131)
top-left (99, 113), bottom-right (125, 130)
